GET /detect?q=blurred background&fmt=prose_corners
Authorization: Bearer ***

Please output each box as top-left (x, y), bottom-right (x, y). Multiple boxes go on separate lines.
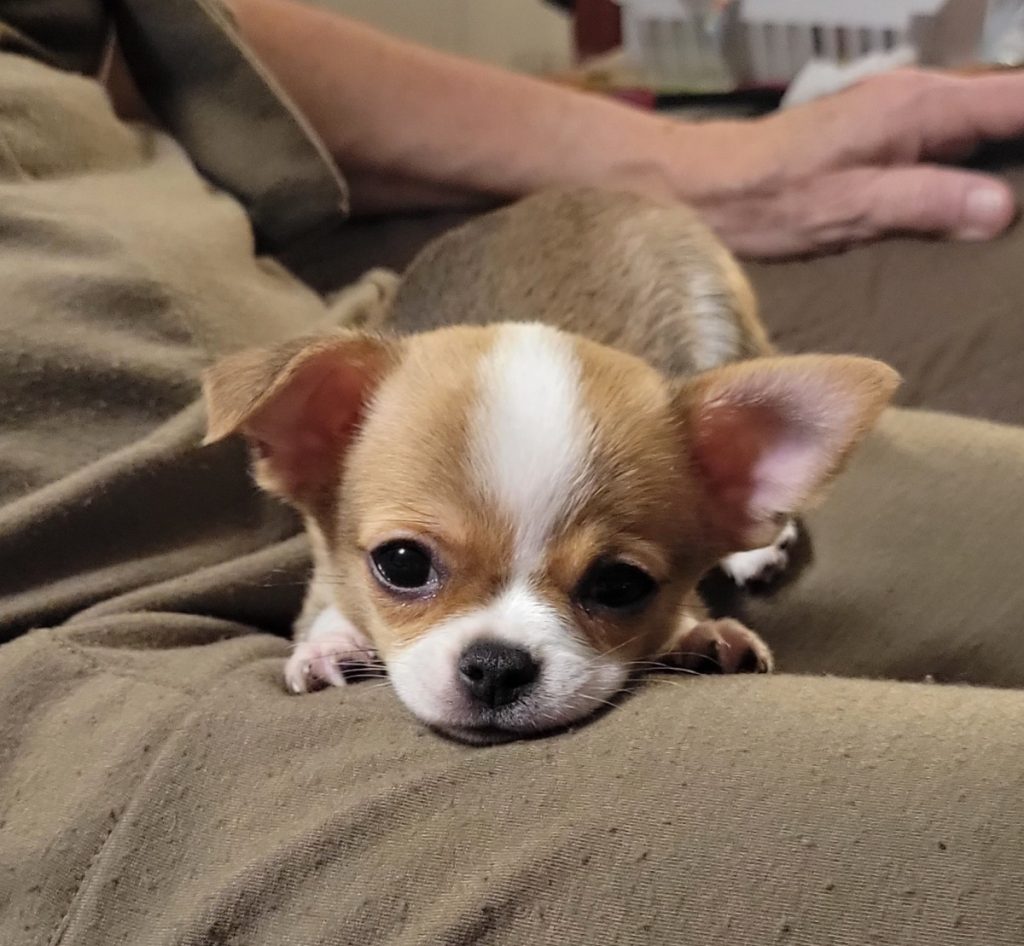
top-left (311, 1), bottom-right (1024, 113)
top-left (309, 0), bottom-right (574, 73)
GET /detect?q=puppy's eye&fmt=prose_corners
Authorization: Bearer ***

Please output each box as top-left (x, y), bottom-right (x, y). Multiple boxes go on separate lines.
top-left (370, 540), bottom-right (437, 593)
top-left (577, 561), bottom-right (657, 614)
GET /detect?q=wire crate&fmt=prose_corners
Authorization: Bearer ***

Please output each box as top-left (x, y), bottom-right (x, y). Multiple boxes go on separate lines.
top-left (618, 0), bottom-right (1001, 92)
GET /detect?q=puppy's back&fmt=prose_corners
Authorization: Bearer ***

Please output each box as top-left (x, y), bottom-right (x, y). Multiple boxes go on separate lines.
top-left (388, 189), bottom-right (770, 377)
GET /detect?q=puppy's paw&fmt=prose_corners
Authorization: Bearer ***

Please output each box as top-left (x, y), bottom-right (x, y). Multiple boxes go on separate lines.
top-left (719, 519), bottom-right (799, 589)
top-left (285, 608), bottom-right (378, 695)
top-left (662, 618), bottom-right (774, 675)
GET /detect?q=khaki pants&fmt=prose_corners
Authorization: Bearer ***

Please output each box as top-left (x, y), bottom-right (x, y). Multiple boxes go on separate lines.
top-left (1, 52), bottom-right (1023, 946)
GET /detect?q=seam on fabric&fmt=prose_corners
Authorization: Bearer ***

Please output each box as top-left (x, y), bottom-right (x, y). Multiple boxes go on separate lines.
top-left (0, 122), bottom-right (30, 182)
top-left (52, 632), bottom-right (200, 697)
top-left (39, 637), bottom-right (200, 945)
top-left (44, 810), bottom-right (122, 946)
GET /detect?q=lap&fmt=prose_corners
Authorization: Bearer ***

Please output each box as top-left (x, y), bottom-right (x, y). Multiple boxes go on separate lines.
top-left (748, 407), bottom-right (1024, 688)
top-left (2, 615), bottom-right (1021, 945)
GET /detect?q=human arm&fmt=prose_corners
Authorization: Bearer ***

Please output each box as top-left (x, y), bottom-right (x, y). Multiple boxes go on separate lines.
top-left (108, 0), bottom-right (1024, 257)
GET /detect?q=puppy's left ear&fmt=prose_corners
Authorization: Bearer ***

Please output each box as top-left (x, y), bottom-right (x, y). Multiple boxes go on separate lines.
top-left (202, 331), bottom-right (400, 508)
top-left (677, 355), bottom-right (899, 553)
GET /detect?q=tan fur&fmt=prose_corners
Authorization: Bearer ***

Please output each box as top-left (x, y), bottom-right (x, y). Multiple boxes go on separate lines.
top-left (202, 188), bottom-right (899, 738)
top-left (341, 328), bottom-right (508, 657)
top-left (562, 336), bottom-right (711, 659)
top-left (388, 189), bottom-right (772, 376)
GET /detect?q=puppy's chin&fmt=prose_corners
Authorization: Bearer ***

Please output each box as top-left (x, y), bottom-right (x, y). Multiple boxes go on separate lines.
top-left (429, 723), bottom-right (528, 746)
top-left (430, 694), bottom-right (626, 745)
top-left (393, 686), bottom-right (623, 744)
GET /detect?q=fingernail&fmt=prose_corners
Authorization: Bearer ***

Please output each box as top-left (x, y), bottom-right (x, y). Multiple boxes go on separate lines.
top-left (959, 186), bottom-right (1012, 240)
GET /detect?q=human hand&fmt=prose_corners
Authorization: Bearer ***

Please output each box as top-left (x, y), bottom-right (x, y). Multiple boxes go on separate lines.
top-left (682, 69), bottom-right (1023, 258)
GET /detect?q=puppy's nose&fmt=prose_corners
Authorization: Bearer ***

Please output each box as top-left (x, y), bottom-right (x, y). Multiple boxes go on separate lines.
top-left (458, 641), bottom-right (539, 708)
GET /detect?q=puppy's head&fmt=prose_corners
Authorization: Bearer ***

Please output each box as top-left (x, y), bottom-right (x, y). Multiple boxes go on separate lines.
top-left (204, 324), bottom-right (897, 741)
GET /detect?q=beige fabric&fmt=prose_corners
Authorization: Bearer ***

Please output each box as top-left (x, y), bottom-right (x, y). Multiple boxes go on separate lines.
top-left (1, 37), bottom-right (1023, 946)
top-left (0, 52), bottom-right (327, 638)
top-left (4, 621), bottom-right (1023, 946)
top-left (748, 409), bottom-right (1024, 687)
top-left (112, 0), bottom-right (349, 247)
top-left (0, 0), bottom-right (348, 247)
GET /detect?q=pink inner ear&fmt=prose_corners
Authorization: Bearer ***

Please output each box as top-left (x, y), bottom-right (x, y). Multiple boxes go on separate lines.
top-left (245, 351), bottom-right (378, 502)
top-left (693, 387), bottom-right (850, 544)
top-left (688, 354), bottom-right (896, 550)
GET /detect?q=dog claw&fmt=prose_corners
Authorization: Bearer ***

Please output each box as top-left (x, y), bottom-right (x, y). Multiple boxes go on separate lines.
top-left (662, 618), bottom-right (774, 675)
top-left (285, 608), bottom-right (377, 694)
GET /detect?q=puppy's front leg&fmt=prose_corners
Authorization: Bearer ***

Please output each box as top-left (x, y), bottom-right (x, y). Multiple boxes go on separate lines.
top-left (286, 606), bottom-right (378, 694)
top-left (719, 518), bottom-right (800, 589)
top-left (662, 617), bottom-right (774, 675)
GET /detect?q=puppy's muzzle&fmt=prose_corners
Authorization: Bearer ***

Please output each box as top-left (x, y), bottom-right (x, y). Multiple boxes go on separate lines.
top-left (458, 640), bottom-right (539, 708)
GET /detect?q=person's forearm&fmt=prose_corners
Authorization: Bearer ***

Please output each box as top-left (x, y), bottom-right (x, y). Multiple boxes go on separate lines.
top-left (107, 0), bottom-right (1024, 253)
top-left (226, 0), bottom-right (747, 212)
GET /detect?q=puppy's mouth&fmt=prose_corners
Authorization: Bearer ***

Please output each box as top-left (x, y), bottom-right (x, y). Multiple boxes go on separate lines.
top-left (431, 722), bottom-right (525, 746)
top-left (426, 702), bottom-right (547, 745)
top-left (431, 714), bottom-right (571, 746)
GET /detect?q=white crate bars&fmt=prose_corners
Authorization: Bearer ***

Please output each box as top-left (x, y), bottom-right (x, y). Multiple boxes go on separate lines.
top-left (619, 0), bottom-right (962, 90)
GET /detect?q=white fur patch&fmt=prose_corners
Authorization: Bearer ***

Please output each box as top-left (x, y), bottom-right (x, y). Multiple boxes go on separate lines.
top-left (387, 582), bottom-right (626, 735)
top-left (720, 519), bottom-right (799, 586)
top-left (471, 323), bottom-right (592, 575)
top-left (688, 269), bottom-right (739, 371)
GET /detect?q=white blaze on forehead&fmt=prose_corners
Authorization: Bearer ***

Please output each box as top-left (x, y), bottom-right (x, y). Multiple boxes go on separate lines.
top-left (471, 323), bottom-right (593, 574)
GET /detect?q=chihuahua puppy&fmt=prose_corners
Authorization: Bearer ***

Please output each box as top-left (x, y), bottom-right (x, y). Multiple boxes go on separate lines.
top-left (203, 189), bottom-right (897, 743)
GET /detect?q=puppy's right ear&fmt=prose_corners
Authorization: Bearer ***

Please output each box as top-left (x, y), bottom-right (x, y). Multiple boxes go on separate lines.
top-left (202, 332), bottom-right (400, 507)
